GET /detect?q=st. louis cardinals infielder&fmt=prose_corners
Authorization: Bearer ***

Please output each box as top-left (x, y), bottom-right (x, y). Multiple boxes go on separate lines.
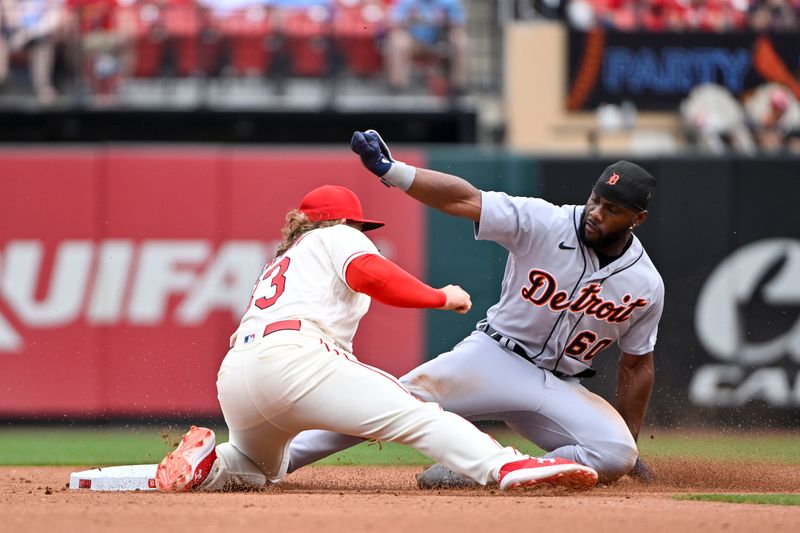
top-left (286, 131), bottom-right (664, 486)
top-left (155, 184), bottom-right (599, 492)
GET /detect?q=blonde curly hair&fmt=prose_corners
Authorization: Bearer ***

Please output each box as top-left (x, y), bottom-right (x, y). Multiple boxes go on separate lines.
top-left (274, 209), bottom-right (344, 259)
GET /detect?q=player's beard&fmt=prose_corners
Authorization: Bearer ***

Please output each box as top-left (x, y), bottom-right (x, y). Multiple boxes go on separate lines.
top-left (579, 211), bottom-right (629, 251)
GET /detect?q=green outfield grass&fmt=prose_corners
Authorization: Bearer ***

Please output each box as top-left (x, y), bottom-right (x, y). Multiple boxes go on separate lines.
top-left (675, 494), bottom-right (800, 506)
top-left (1, 426), bottom-right (799, 467)
top-left (635, 431), bottom-right (800, 464)
top-left (0, 427), bottom-right (186, 466)
top-left (315, 430), bottom-right (800, 466)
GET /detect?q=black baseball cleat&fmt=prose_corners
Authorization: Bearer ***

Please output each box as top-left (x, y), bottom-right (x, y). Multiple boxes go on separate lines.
top-left (416, 463), bottom-right (478, 489)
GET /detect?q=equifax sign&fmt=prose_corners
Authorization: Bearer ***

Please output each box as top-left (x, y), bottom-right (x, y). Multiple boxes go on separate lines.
top-left (0, 149), bottom-right (427, 416)
top-left (0, 239), bottom-right (277, 352)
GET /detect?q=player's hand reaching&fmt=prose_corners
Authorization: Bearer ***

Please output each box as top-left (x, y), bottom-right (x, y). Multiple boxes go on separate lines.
top-left (439, 284), bottom-right (472, 314)
top-left (350, 130), bottom-right (416, 191)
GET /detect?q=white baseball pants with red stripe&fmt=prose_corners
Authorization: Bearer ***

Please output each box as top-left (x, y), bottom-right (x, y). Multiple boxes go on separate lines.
top-left (199, 329), bottom-right (526, 490)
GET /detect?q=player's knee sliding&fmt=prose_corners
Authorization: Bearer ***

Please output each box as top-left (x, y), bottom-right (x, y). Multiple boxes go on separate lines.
top-left (587, 442), bottom-right (638, 483)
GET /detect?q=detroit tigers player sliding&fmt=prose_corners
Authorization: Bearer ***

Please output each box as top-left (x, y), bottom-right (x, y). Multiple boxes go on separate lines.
top-left (286, 131), bottom-right (664, 486)
top-left (155, 184), bottom-right (598, 492)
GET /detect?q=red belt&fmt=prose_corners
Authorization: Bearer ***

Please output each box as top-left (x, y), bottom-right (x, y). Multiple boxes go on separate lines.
top-left (263, 319), bottom-right (301, 337)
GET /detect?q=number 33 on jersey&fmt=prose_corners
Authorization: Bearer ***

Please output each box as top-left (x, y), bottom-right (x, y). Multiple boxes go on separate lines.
top-left (239, 225), bottom-right (382, 353)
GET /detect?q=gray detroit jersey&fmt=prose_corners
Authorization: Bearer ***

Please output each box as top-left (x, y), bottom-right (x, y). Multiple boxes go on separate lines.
top-left (477, 191), bottom-right (664, 377)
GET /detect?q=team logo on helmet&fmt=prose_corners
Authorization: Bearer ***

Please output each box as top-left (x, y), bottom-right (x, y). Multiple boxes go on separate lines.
top-left (607, 173), bottom-right (620, 186)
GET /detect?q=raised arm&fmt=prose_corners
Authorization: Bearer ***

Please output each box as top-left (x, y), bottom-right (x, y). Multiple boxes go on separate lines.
top-left (405, 168), bottom-right (481, 221)
top-left (351, 130), bottom-right (483, 222)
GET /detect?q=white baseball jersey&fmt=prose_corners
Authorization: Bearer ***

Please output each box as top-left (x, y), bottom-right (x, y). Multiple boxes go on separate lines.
top-left (476, 191), bottom-right (664, 377)
top-left (236, 224), bottom-right (381, 352)
top-left (210, 221), bottom-right (533, 489)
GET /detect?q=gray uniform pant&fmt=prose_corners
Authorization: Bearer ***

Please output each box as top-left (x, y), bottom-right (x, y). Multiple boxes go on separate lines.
top-left (288, 331), bottom-right (638, 482)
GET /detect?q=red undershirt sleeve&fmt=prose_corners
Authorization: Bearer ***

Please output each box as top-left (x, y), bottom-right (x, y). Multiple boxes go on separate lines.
top-left (345, 253), bottom-right (447, 308)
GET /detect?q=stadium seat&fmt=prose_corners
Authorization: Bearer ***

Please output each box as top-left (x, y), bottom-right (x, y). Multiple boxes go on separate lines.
top-left (133, 3), bottom-right (167, 78)
top-left (162, 3), bottom-right (221, 77)
top-left (281, 6), bottom-right (331, 77)
top-left (218, 6), bottom-right (276, 76)
top-left (332, 1), bottom-right (385, 77)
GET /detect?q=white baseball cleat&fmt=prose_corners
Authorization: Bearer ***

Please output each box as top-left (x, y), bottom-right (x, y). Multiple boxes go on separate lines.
top-left (156, 426), bottom-right (217, 492)
top-left (498, 457), bottom-right (598, 491)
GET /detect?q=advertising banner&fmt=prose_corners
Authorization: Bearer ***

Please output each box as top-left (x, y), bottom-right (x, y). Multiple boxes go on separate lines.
top-left (0, 147), bottom-right (426, 418)
top-left (567, 30), bottom-right (800, 110)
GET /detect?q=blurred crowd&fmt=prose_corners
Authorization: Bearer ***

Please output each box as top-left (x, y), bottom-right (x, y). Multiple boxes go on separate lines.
top-left (3, 0), bottom-right (800, 156)
top-left (0, 0), bottom-right (468, 104)
top-left (594, 81), bottom-right (800, 155)
top-left (681, 82), bottom-right (800, 154)
top-left (567, 0), bottom-right (800, 32)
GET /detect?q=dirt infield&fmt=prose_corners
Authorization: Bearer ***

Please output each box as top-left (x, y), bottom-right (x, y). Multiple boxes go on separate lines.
top-left (2, 458), bottom-right (799, 533)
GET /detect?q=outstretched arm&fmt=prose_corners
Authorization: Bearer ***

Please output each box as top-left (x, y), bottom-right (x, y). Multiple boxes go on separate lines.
top-left (346, 253), bottom-right (472, 314)
top-left (351, 130), bottom-right (483, 222)
top-left (405, 168), bottom-right (482, 222)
